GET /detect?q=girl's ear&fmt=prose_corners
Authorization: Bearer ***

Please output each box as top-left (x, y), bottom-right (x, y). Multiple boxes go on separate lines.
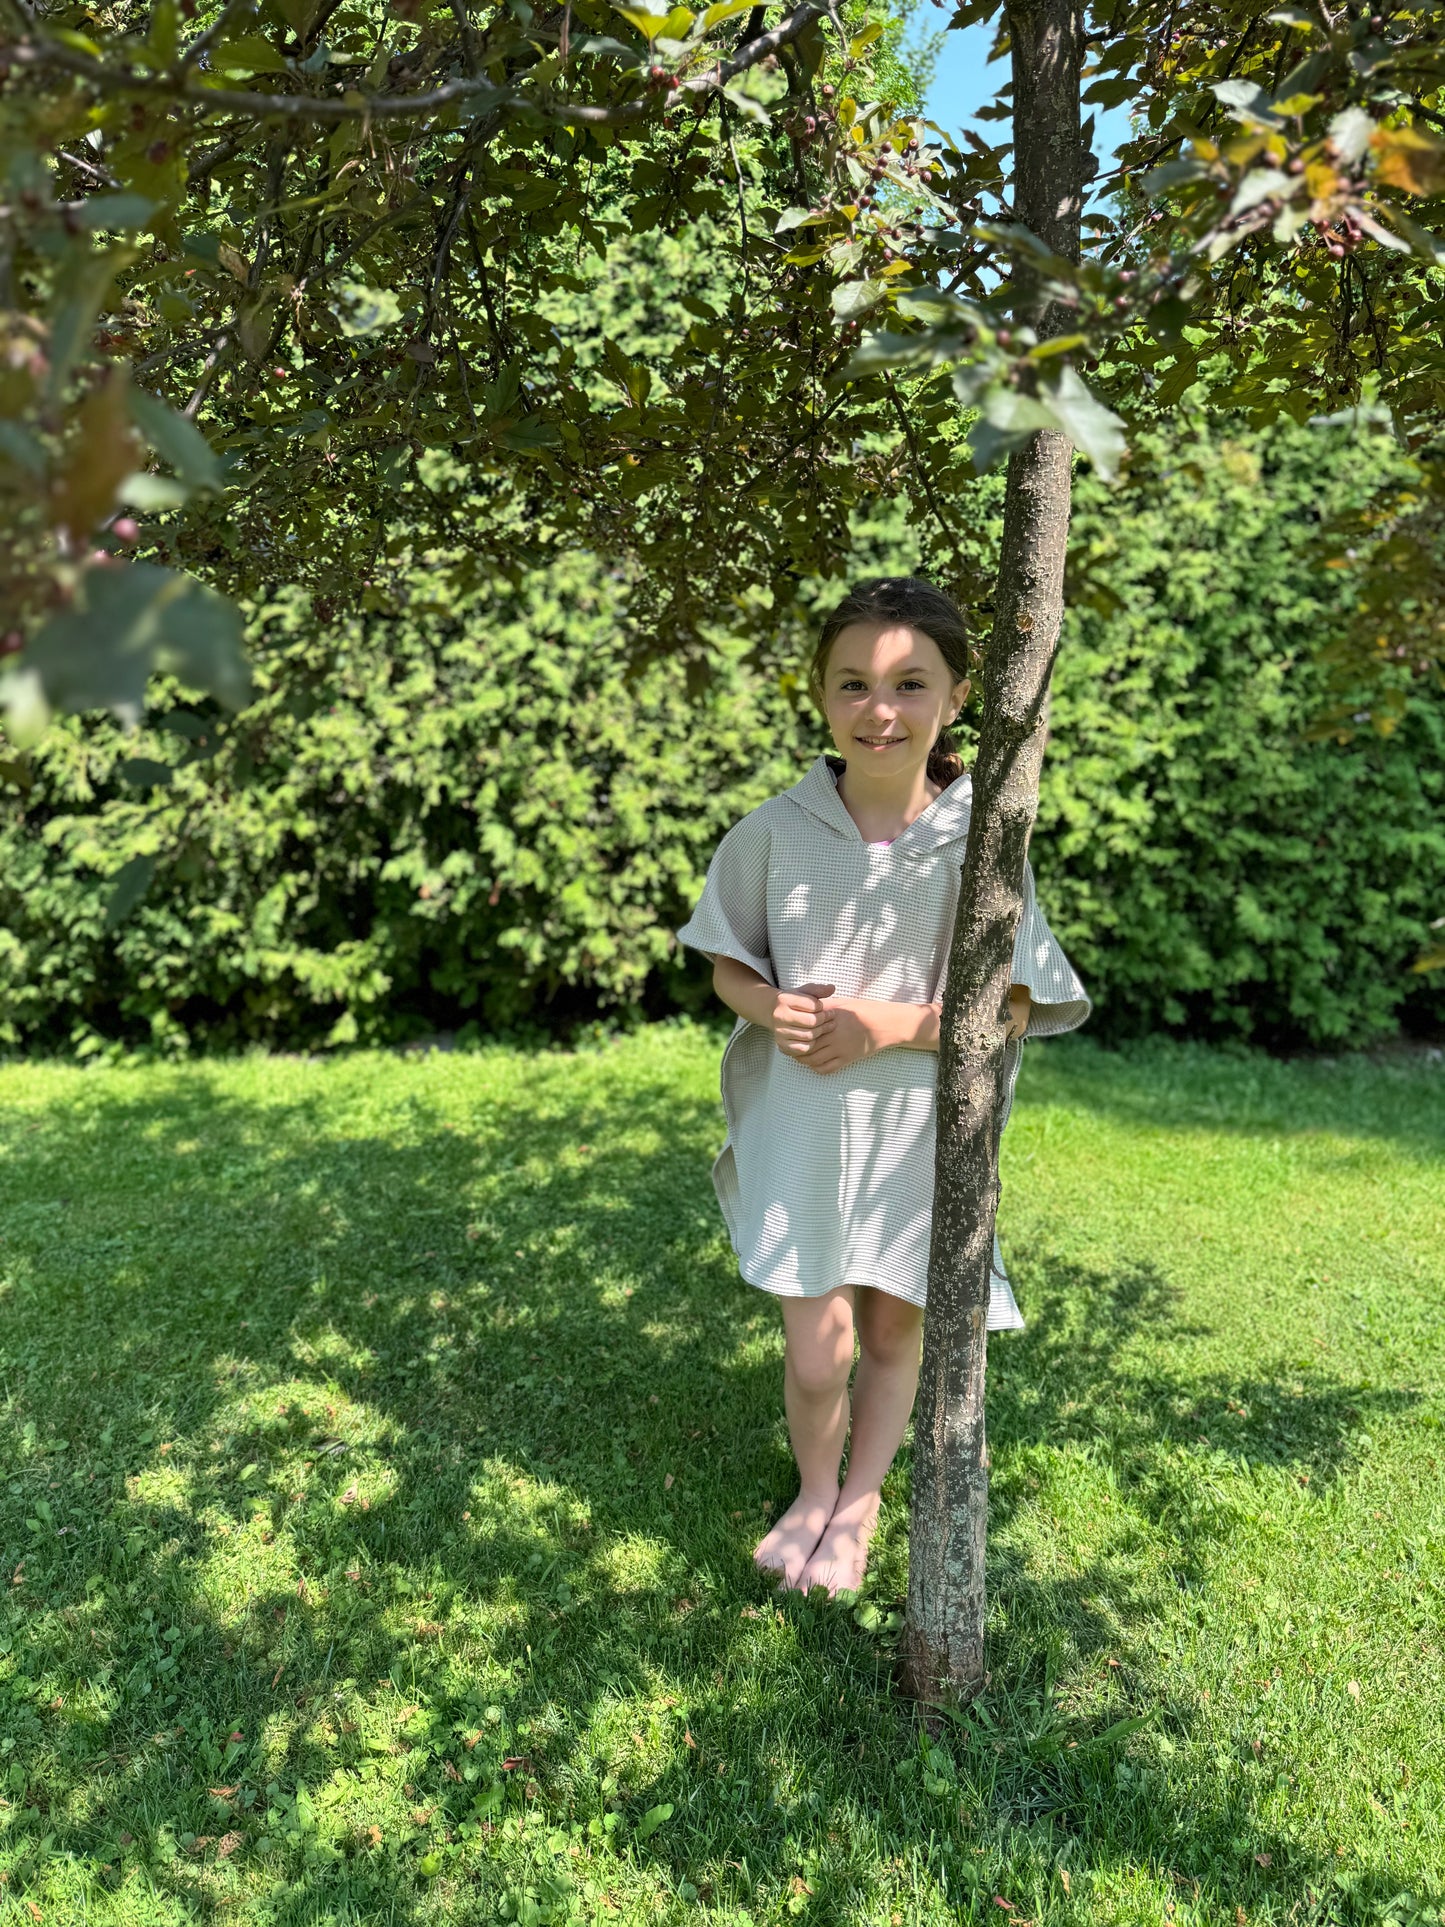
top-left (948, 677), bottom-right (971, 723)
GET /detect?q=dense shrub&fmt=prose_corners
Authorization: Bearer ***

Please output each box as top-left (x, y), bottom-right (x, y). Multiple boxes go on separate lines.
top-left (1035, 430), bottom-right (1445, 1045)
top-left (2, 425), bottom-right (1442, 1053)
top-left (0, 556), bottom-right (810, 1052)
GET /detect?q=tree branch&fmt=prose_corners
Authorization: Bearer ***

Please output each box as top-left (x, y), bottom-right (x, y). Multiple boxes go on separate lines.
top-left (10, 1), bottom-right (827, 126)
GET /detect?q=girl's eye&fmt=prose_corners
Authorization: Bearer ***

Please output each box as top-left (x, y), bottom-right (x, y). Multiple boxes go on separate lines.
top-left (899, 680), bottom-right (925, 692)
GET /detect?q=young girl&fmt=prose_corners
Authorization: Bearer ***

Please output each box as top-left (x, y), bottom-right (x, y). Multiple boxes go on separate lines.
top-left (677, 576), bottom-right (1090, 1598)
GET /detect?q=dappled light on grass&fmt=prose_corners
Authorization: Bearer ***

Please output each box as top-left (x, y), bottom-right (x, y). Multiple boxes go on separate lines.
top-left (0, 1028), bottom-right (1442, 1924)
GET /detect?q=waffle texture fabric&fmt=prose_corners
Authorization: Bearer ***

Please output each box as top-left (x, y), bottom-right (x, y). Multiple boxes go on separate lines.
top-left (676, 755), bottom-right (1090, 1327)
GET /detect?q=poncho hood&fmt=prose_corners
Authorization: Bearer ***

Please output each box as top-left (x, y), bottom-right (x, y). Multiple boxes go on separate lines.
top-left (785, 753), bottom-right (974, 856)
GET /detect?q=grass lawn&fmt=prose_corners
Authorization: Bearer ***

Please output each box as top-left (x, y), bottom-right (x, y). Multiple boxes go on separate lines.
top-left (1, 1026), bottom-right (1443, 1927)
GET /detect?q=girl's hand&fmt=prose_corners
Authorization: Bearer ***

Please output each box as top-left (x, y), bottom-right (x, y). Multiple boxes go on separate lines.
top-left (1006, 985), bottom-right (1031, 1041)
top-left (771, 982), bottom-right (836, 1059)
top-left (794, 996), bottom-right (876, 1075)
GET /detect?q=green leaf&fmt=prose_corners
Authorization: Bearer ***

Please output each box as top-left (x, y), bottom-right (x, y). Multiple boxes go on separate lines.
top-left (118, 757), bottom-right (174, 789)
top-left (0, 421), bottom-right (48, 476)
top-left (120, 472), bottom-right (189, 511)
top-left (967, 383), bottom-right (1056, 472)
top-left (1375, 200), bottom-right (1445, 264)
top-left (1043, 364), bottom-right (1127, 481)
top-left (156, 709), bottom-right (210, 741)
top-left (1211, 77), bottom-right (1280, 126)
top-left (573, 33), bottom-right (639, 59)
top-left (722, 83), bottom-right (771, 126)
top-left (148, 0), bottom-right (180, 68)
top-left (633, 1801), bottom-right (673, 1841)
top-left (775, 206), bottom-right (832, 235)
top-left (47, 246), bottom-right (134, 404)
top-left (1329, 105), bottom-right (1375, 164)
top-left (1229, 167), bottom-right (1291, 220)
top-left (105, 853), bottom-right (157, 930)
top-left (1030, 332), bottom-right (1088, 360)
top-left (128, 388), bottom-right (225, 491)
top-left (1083, 74), bottom-right (1137, 108)
top-left (698, 0), bottom-right (755, 32)
top-left (211, 33), bottom-right (292, 72)
top-left (497, 418), bottom-right (561, 452)
top-left (832, 279), bottom-right (888, 322)
top-left (612, 4), bottom-right (672, 39)
top-left (26, 564), bottom-right (252, 724)
top-left (77, 193), bottom-right (158, 232)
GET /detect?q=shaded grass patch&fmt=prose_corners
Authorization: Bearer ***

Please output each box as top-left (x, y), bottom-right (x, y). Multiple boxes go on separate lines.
top-left (0, 1028), bottom-right (1442, 1925)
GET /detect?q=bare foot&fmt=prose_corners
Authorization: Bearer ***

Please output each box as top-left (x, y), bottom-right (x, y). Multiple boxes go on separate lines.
top-left (796, 1493), bottom-right (878, 1597)
top-left (753, 1489), bottom-right (837, 1590)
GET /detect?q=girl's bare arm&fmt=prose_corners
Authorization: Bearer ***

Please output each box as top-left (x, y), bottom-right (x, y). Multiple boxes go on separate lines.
top-left (710, 956), bottom-right (838, 1059)
top-left (711, 958), bottom-right (1031, 1066)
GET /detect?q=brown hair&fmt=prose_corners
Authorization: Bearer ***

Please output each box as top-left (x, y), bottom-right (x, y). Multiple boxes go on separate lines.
top-left (809, 576), bottom-right (971, 789)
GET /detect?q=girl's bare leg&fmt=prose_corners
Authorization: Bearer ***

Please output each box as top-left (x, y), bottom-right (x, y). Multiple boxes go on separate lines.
top-left (754, 1288), bottom-right (855, 1588)
top-left (797, 1287), bottom-right (923, 1597)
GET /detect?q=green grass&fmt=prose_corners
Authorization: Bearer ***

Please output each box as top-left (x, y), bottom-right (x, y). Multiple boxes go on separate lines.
top-left (1, 1027), bottom-right (1443, 1927)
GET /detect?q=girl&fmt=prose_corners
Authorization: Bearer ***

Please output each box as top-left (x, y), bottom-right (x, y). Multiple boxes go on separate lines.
top-left (676, 577), bottom-right (1089, 1598)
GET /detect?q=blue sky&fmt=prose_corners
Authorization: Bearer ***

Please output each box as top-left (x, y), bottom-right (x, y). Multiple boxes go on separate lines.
top-left (916, 16), bottom-right (1134, 168)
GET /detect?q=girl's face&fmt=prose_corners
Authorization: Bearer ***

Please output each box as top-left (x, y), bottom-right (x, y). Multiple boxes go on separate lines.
top-left (820, 621), bottom-right (970, 786)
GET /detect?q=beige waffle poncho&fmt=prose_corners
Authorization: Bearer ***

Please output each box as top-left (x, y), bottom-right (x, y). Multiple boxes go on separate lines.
top-left (677, 755), bottom-right (1090, 1328)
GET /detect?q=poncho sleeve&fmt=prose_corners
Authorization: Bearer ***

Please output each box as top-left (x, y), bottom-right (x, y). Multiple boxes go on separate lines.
top-left (675, 807), bottom-right (775, 985)
top-left (1013, 861), bottom-right (1091, 1038)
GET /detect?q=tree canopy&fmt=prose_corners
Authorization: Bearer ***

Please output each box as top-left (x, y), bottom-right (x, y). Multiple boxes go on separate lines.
top-left (3, 0), bottom-right (1445, 749)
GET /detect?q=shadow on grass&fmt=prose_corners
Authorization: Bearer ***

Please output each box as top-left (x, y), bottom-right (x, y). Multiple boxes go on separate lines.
top-left (0, 1050), bottom-right (1435, 1924)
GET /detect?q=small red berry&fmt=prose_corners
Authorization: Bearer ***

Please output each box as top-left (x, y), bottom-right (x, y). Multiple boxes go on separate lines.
top-left (112, 517), bottom-right (140, 544)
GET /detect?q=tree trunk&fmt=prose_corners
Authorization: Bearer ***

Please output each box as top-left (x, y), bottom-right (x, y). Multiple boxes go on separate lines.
top-left (900, 0), bottom-right (1085, 1704)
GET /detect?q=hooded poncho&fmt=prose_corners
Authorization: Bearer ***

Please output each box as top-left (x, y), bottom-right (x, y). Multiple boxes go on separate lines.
top-left (676, 755), bottom-right (1090, 1327)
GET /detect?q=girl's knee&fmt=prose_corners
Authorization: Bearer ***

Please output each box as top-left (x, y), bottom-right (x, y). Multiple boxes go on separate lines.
top-left (856, 1291), bottom-right (923, 1368)
top-left (783, 1295), bottom-right (855, 1396)
top-left (787, 1342), bottom-right (852, 1398)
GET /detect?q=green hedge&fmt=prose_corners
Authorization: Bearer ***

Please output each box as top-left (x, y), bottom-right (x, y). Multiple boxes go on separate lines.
top-left (2, 428), bottom-right (1442, 1054)
top-left (1035, 432), bottom-right (1445, 1046)
top-left (0, 556), bottom-right (806, 1053)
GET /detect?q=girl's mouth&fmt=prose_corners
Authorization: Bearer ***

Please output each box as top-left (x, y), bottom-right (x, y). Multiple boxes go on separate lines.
top-left (856, 734), bottom-right (906, 748)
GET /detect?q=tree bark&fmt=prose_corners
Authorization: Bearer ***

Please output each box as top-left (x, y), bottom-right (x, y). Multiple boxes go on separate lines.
top-left (900, 0), bottom-right (1085, 1704)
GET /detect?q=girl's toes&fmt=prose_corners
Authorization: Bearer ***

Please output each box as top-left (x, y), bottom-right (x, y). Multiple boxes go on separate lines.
top-left (752, 1497), bottom-right (834, 1588)
top-left (754, 1527), bottom-right (815, 1590)
top-left (798, 1519), bottom-right (872, 1596)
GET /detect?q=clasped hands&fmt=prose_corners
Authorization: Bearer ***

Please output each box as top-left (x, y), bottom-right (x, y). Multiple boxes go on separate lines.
top-left (770, 983), bottom-right (875, 1076)
top-left (770, 982), bottom-right (1031, 1075)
